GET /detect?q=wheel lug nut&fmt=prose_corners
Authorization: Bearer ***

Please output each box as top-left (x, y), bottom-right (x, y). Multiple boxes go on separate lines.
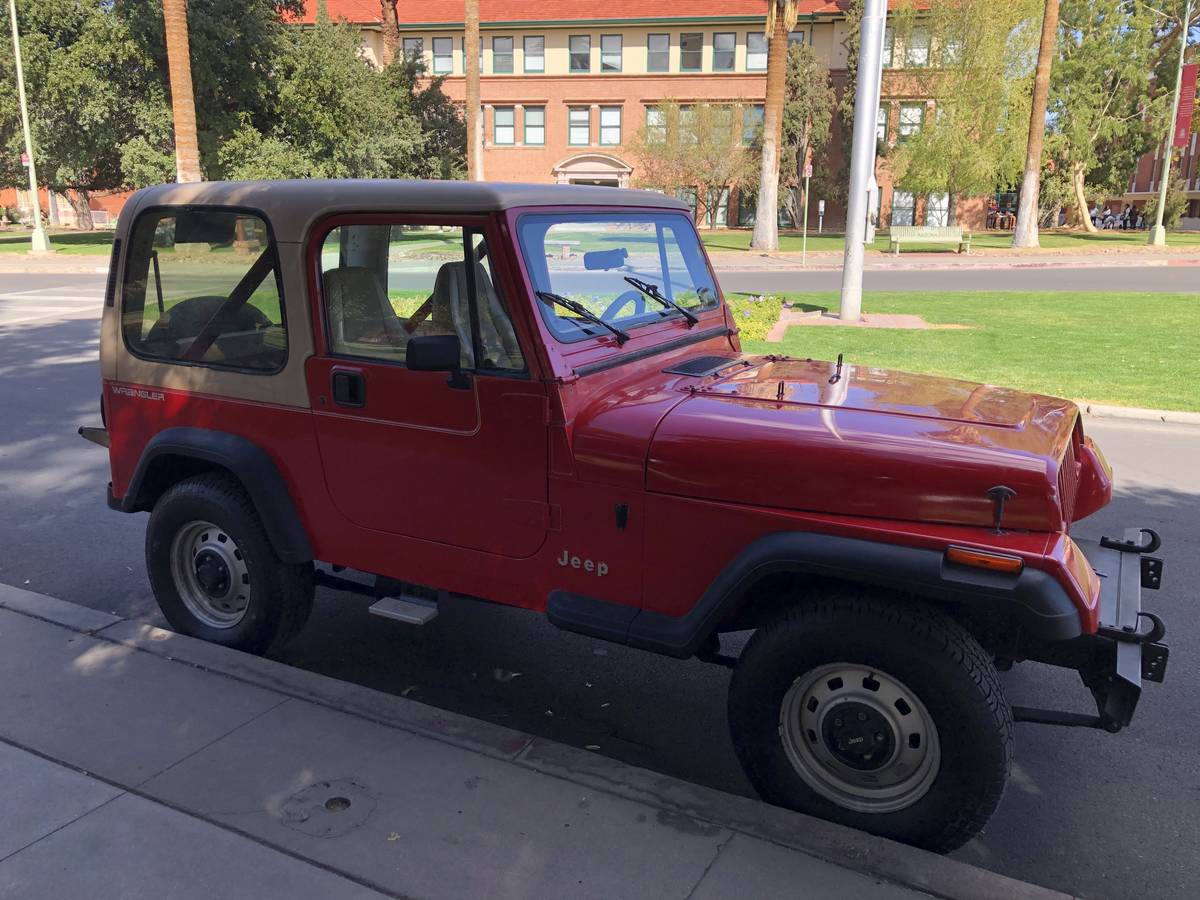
top-left (834, 718), bottom-right (843, 728)
top-left (875, 733), bottom-right (884, 742)
top-left (857, 712), bottom-right (868, 722)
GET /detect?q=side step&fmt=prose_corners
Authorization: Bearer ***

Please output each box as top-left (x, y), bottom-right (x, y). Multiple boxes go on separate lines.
top-left (368, 595), bottom-right (439, 626)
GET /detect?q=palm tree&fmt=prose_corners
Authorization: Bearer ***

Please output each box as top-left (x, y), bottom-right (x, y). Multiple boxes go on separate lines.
top-left (380, 0), bottom-right (400, 65)
top-left (1011, 0), bottom-right (1060, 248)
top-left (465, 0), bottom-right (483, 180)
top-left (750, 0), bottom-right (797, 251)
top-left (162, 0), bottom-right (202, 182)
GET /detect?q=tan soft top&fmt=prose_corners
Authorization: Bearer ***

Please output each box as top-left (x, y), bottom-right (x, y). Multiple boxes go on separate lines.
top-left (120, 180), bottom-right (690, 243)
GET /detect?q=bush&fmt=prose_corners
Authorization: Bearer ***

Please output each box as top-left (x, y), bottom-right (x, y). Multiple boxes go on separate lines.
top-left (724, 293), bottom-right (785, 342)
top-left (1145, 177), bottom-right (1188, 230)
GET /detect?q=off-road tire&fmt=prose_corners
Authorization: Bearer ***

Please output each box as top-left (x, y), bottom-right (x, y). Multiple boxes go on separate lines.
top-left (146, 472), bottom-right (313, 656)
top-left (728, 589), bottom-right (1013, 853)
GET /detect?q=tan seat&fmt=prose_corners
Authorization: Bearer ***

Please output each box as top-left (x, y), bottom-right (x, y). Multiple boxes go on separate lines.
top-left (430, 261), bottom-right (523, 370)
top-left (322, 267), bottom-right (407, 351)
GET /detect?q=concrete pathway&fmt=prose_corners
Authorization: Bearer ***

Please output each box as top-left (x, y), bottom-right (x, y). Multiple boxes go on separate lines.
top-left (0, 585), bottom-right (1066, 900)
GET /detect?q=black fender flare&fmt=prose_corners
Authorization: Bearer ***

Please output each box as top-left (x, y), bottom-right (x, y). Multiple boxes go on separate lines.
top-left (548, 531), bottom-right (1084, 658)
top-left (119, 426), bottom-right (314, 564)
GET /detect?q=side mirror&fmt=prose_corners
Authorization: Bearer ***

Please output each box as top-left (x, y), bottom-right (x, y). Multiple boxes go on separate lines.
top-left (406, 334), bottom-right (469, 388)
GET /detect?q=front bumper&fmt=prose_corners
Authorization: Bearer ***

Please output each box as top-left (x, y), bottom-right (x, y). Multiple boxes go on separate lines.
top-left (1015, 528), bottom-right (1168, 732)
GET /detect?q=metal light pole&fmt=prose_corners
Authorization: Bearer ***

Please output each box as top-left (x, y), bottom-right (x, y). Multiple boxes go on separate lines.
top-left (1148, 0), bottom-right (1194, 247)
top-left (838, 0), bottom-right (887, 321)
top-left (7, 0), bottom-right (52, 253)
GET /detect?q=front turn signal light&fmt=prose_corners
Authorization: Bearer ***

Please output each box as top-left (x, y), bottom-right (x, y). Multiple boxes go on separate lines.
top-left (945, 546), bottom-right (1024, 574)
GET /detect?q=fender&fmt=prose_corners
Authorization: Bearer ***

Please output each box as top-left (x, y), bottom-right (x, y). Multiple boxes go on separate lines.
top-left (548, 531), bottom-right (1083, 659)
top-left (117, 426), bottom-right (314, 564)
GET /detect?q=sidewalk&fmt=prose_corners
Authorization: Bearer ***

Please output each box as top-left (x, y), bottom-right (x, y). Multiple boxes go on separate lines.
top-left (0, 584), bottom-right (1067, 900)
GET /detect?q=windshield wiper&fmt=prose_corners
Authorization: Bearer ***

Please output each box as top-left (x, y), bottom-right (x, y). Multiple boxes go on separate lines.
top-left (536, 290), bottom-right (631, 345)
top-left (623, 276), bottom-right (700, 327)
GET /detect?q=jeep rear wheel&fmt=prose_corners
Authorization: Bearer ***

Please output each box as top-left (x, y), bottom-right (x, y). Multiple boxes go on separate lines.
top-left (728, 591), bottom-right (1013, 853)
top-left (146, 473), bottom-right (313, 656)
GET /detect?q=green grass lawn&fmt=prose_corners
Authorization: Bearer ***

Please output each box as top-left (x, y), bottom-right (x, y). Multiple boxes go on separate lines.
top-left (701, 228), bottom-right (1200, 254)
top-left (740, 291), bottom-right (1200, 411)
top-left (0, 228), bottom-right (115, 255)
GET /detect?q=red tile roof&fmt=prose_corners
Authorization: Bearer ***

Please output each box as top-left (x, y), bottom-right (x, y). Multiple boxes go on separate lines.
top-left (293, 1), bottom-right (873, 26)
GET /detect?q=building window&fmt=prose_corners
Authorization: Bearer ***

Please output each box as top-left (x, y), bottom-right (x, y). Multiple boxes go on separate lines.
top-left (493, 37), bottom-right (513, 73)
top-left (432, 37), bottom-right (453, 74)
top-left (599, 106), bottom-right (622, 145)
top-left (493, 107), bottom-right (515, 145)
top-left (746, 32), bottom-right (767, 71)
top-left (680, 33), bottom-right (702, 71)
top-left (569, 35), bottom-right (591, 73)
top-left (524, 36), bottom-right (545, 72)
top-left (905, 27), bottom-right (930, 67)
top-left (926, 192), bottom-right (949, 226)
top-left (882, 27), bottom-right (894, 67)
top-left (742, 104), bottom-right (764, 146)
top-left (876, 105), bottom-right (888, 142)
top-left (645, 105), bottom-right (666, 143)
top-left (788, 30), bottom-right (806, 46)
top-left (706, 188), bottom-right (730, 228)
top-left (568, 107), bottom-right (590, 145)
top-left (713, 33), bottom-right (735, 71)
top-left (601, 35), bottom-right (622, 72)
top-left (647, 34), bottom-right (670, 72)
top-left (899, 103), bottom-right (923, 140)
top-left (942, 38), bottom-right (962, 66)
top-left (524, 106), bottom-right (545, 145)
top-left (402, 37), bottom-right (423, 61)
top-left (680, 104), bottom-right (697, 143)
top-left (891, 190), bottom-right (915, 226)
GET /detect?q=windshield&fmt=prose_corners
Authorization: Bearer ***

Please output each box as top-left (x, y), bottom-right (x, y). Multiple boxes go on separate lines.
top-left (517, 212), bottom-right (720, 343)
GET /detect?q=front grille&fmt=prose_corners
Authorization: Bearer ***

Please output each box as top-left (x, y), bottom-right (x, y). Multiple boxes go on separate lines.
top-left (1059, 436), bottom-right (1079, 525)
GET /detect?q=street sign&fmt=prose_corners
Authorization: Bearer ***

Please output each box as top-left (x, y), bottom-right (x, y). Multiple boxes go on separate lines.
top-left (1174, 63), bottom-right (1197, 148)
top-left (20, 151), bottom-right (28, 167)
top-left (804, 163), bottom-right (813, 178)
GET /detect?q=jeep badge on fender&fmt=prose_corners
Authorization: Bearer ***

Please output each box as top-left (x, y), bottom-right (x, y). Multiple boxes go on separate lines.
top-left (80, 180), bottom-right (1169, 855)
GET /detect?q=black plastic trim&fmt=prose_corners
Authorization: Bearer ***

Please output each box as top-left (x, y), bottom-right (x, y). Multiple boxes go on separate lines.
top-left (118, 426), bottom-right (314, 564)
top-left (572, 326), bottom-right (732, 378)
top-left (548, 531), bottom-right (1084, 659)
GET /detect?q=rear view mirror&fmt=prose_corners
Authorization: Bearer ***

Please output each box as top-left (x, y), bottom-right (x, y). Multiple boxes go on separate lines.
top-left (173, 210), bottom-right (238, 246)
top-left (583, 248), bottom-right (628, 271)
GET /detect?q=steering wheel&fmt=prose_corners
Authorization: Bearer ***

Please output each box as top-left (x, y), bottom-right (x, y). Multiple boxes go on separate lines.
top-left (601, 289), bottom-right (647, 321)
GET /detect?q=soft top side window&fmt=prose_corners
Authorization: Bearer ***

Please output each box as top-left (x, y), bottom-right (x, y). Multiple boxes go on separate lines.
top-left (121, 208), bottom-right (287, 373)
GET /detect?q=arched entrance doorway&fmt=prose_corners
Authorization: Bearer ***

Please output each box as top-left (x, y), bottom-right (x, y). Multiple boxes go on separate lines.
top-left (551, 153), bottom-right (632, 188)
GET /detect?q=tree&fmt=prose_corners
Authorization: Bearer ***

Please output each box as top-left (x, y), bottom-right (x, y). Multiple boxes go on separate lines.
top-left (778, 41), bottom-right (835, 227)
top-left (465, 0), bottom-right (482, 180)
top-left (750, 0), bottom-right (797, 250)
top-left (629, 102), bottom-right (758, 228)
top-left (889, 0), bottom-right (1041, 226)
top-left (1146, 176), bottom-right (1188, 230)
top-left (1049, 0), bottom-right (1164, 232)
top-left (379, 0), bottom-right (400, 65)
top-left (162, 0), bottom-right (201, 182)
top-left (1012, 0), bottom-right (1061, 248)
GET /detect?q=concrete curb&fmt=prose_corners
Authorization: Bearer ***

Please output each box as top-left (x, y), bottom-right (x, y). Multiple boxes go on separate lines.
top-left (1075, 401), bottom-right (1200, 426)
top-left (0, 583), bottom-right (1068, 900)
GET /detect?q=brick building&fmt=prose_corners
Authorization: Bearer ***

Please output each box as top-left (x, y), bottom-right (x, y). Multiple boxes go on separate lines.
top-left (1123, 131), bottom-right (1200, 230)
top-left (304, 0), bottom-right (987, 230)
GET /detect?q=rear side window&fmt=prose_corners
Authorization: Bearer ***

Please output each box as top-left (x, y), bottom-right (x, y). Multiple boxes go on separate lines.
top-left (121, 208), bottom-right (287, 372)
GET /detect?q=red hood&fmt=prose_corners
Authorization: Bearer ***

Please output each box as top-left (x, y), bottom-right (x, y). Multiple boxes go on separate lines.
top-left (642, 357), bottom-right (1084, 530)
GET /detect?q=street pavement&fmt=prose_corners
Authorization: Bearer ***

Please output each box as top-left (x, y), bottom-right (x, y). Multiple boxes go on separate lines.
top-left (0, 271), bottom-right (1198, 897)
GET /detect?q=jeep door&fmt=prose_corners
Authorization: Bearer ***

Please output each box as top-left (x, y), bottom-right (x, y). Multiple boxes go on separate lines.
top-left (305, 215), bottom-right (549, 559)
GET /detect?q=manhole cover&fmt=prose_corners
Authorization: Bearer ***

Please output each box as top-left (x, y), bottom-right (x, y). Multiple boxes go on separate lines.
top-left (280, 778), bottom-right (375, 838)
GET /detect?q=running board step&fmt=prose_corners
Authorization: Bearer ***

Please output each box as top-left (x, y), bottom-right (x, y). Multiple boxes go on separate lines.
top-left (368, 595), bottom-right (439, 625)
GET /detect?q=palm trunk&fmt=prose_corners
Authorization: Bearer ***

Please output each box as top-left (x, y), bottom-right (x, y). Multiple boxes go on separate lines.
top-left (465, 0), bottom-right (483, 181)
top-left (1012, 0), bottom-right (1059, 248)
top-left (750, 7), bottom-right (790, 250)
top-left (379, 0), bottom-right (399, 66)
top-left (162, 0), bottom-right (202, 183)
top-left (1071, 163), bottom-right (1097, 233)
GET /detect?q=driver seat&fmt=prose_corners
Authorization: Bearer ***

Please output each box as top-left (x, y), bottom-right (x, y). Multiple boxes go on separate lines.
top-left (430, 261), bottom-right (523, 370)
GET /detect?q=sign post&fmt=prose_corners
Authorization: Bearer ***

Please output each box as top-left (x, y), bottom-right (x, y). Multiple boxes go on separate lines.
top-left (8, 0), bottom-right (52, 253)
top-left (1149, 0), bottom-right (1194, 246)
top-left (802, 160), bottom-right (812, 267)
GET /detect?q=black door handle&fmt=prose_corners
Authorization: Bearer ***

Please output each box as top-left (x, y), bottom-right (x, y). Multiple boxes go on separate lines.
top-left (331, 370), bottom-right (365, 407)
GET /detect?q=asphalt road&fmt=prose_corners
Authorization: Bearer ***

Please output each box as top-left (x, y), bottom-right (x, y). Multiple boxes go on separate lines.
top-left (2, 272), bottom-right (1198, 898)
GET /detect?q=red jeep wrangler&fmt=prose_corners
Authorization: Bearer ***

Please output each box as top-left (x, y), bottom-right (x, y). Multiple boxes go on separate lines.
top-left (84, 180), bottom-right (1168, 852)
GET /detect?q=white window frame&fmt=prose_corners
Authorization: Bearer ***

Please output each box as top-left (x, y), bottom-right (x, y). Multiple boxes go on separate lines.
top-left (524, 106), bottom-right (545, 145)
top-left (569, 35), bottom-right (591, 73)
top-left (647, 33), bottom-right (670, 72)
top-left (432, 37), bottom-right (453, 74)
top-left (568, 106), bottom-right (590, 145)
top-left (599, 106), bottom-right (622, 146)
top-left (891, 190), bottom-right (915, 226)
top-left (492, 36), bottom-right (514, 74)
top-left (524, 35), bottom-right (545, 72)
top-left (713, 32), bottom-right (736, 71)
top-left (493, 106), bottom-right (515, 145)
top-left (747, 32), bottom-right (767, 70)
top-left (905, 27), bottom-right (930, 68)
top-left (600, 34), bottom-right (622, 72)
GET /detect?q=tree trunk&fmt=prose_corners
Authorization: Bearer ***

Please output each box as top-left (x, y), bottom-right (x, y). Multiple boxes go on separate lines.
top-left (1071, 164), bottom-right (1097, 233)
top-left (47, 190), bottom-right (60, 226)
top-left (1012, 0), bottom-right (1059, 249)
top-left (465, 0), bottom-right (483, 181)
top-left (750, 7), bottom-right (790, 251)
top-left (379, 0), bottom-right (400, 66)
top-left (162, 0), bottom-right (202, 183)
top-left (68, 190), bottom-right (94, 231)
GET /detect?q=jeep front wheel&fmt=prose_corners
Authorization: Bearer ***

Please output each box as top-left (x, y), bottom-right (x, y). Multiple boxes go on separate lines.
top-left (146, 472), bottom-right (313, 656)
top-left (727, 591), bottom-right (1013, 853)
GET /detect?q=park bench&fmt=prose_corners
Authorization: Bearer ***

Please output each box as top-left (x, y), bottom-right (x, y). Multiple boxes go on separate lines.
top-left (887, 225), bottom-right (972, 255)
